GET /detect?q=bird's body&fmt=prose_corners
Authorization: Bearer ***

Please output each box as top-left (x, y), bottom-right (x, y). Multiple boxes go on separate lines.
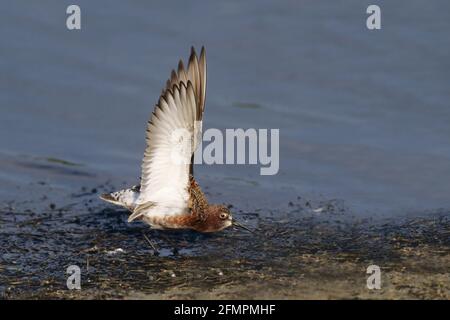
top-left (100, 47), bottom-right (238, 233)
top-left (101, 175), bottom-right (231, 232)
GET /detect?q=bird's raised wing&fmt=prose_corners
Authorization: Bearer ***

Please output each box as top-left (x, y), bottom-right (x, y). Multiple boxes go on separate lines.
top-left (165, 47), bottom-right (207, 168)
top-left (129, 48), bottom-right (207, 222)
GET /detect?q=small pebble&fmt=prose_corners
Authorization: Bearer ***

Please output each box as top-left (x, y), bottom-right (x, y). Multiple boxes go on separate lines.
top-left (106, 248), bottom-right (125, 255)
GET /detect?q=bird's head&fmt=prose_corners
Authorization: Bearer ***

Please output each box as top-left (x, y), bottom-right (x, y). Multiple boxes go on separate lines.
top-left (193, 205), bottom-right (252, 233)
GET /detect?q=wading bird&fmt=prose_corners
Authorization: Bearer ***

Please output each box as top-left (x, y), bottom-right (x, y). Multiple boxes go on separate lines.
top-left (100, 47), bottom-right (250, 233)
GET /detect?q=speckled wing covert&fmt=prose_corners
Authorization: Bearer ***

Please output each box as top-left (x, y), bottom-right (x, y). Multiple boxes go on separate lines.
top-left (128, 47), bottom-right (207, 222)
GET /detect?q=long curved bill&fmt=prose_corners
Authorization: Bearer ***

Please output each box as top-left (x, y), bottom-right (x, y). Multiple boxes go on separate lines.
top-left (232, 220), bottom-right (254, 233)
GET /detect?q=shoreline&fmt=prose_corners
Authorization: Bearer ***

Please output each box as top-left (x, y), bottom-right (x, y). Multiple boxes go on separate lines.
top-left (1, 198), bottom-right (449, 299)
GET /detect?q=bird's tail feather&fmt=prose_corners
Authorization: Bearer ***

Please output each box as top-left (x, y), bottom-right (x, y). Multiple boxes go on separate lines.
top-left (99, 186), bottom-right (140, 211)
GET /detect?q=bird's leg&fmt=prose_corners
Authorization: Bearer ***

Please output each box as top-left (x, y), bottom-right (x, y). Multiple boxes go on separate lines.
top-left (158, 232), bottom-right (181, 256)
top-left (142, 232), bottom-right (160, 256)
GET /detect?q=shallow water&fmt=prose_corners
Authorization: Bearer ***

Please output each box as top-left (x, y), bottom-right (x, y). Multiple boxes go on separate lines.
top-left (1, 1), bottom-right (450, 299)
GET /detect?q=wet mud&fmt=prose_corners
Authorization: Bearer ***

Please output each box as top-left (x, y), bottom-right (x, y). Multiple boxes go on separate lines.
top-left (1, 181), bottom-right (449, 299)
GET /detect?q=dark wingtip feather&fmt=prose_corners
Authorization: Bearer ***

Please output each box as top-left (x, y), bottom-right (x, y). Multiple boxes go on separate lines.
top-left (100, 193), bottom-right (115, 202)
top-left (178, 59), bottom-right (185, 72)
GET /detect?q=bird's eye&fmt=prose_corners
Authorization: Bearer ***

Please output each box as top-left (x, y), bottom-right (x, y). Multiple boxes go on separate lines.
top-left (219, 213), bottom-right (228, 220)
